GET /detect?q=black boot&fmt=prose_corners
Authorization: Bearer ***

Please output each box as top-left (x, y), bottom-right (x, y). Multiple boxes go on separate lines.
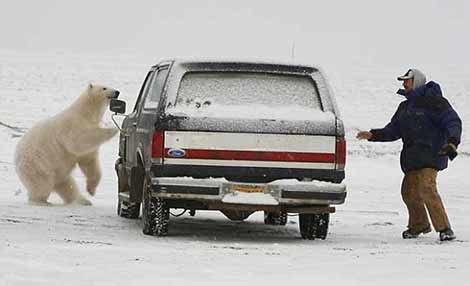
top-left (402, 225), bottom-right (432, 239)
top-left (439, 228), bottom-right (456, 241)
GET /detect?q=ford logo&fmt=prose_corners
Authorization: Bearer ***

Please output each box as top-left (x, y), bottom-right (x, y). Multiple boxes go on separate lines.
top-left (167, 148), bottom-right (186, 158)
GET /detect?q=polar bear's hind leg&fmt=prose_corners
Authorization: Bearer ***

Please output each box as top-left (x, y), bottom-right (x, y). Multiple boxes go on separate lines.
top-left (25, 179), bottom-right (53, 205)
top-left (55, 176), bottom-right (91, 205)
top-left (16, 162), bottom-right (53, 205)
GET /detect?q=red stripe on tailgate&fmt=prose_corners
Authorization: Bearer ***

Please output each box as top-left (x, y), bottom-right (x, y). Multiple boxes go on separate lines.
top-left (165, 149), bottom-right (335, 163)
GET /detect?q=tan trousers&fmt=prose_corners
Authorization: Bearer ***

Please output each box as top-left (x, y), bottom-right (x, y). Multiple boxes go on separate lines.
top-left (401, 168), bottom-right (451, 232)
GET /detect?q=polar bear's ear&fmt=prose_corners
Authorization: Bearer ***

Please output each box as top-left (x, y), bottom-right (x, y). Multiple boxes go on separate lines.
top-left (88, 83), bottom-right (93, 89)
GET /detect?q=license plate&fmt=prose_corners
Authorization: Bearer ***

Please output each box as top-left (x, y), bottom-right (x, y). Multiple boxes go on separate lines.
top-left (229, 184), bottom-right (266, 193)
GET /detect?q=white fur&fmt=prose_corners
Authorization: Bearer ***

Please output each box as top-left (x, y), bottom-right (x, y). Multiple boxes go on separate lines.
top-left (14, 84), bottom-right (119, 205)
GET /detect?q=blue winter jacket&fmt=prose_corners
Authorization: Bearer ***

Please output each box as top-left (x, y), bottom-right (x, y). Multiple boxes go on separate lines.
top-left (369, 81), bottom-right (462, 173)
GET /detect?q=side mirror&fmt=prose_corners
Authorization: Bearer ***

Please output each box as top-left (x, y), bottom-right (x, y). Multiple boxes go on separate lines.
top-left (110, 99), bottom-right (126, 114)
top-left (110, 99), bottom-right (128, 136)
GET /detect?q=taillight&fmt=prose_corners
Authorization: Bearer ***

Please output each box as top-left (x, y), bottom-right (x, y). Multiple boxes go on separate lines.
top-left (335, 136), bottom-right (346, 170)
top-left (152, 130), bottom-right (165, 158)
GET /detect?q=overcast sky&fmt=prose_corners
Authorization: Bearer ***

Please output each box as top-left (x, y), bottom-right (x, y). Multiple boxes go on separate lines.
top-left (1, 0), bottom-right (469, 66)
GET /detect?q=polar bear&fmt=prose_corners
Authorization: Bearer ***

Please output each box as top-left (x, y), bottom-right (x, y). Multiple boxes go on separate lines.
top-left (14, 84), bottom-right (120, 205)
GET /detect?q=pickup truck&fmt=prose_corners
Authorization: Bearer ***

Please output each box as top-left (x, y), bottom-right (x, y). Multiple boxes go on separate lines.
top-left (110, 59), bottom-right (346, 240)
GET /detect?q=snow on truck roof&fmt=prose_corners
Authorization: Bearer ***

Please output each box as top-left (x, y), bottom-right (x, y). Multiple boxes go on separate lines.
top-left (153, 58), bottom-right (321, 73)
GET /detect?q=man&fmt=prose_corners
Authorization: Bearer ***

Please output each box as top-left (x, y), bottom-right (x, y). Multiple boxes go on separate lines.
top-left (357, 68), bottom-right (462, 241)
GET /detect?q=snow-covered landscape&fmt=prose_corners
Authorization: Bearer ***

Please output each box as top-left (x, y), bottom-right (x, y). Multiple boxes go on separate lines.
top-left (1, 1), bottom-right (470, 285)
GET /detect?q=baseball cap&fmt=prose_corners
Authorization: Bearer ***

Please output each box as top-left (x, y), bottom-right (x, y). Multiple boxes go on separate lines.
top-left (397, 69), bottom-right (414, 81)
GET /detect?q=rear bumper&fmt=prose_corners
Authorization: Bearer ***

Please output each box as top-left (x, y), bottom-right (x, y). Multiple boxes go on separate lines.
top-left (150, 177), bottom-right (346, 207)
top-left (153, 165), bottom-right (345, 184)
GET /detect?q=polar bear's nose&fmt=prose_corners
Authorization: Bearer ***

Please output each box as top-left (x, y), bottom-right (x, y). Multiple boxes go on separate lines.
top-left (111, 90), bottom-right (120, 98)
top-left (108, 90), bottom-right (120, 99)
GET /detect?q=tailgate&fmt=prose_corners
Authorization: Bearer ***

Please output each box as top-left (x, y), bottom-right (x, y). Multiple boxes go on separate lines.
top-left (157, 131), bottom-right (343, 183)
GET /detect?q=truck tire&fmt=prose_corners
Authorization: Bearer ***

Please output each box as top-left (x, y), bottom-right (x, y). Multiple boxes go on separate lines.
top-left (142, 176), bottom-right (169, 236)
top-left (264, 211), bottom-right (288, 225)
top-left (314, 213), bottom-right (329, 240)
top-left (117, 198), bottom-right (140, 219)
top-left (299, 214), bottom-right (316, 240)
top-left (299, 213), bottom-right (329, 240)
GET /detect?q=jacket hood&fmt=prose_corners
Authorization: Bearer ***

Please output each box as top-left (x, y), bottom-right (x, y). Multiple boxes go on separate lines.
top-left (411, 68), bottom-right (426, 89)
top-left (397, 81), bottom-right (442, 98)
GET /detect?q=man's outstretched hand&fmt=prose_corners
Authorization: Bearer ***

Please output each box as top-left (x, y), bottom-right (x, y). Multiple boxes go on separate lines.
top-left (356, 131), bottom-right (372, 140)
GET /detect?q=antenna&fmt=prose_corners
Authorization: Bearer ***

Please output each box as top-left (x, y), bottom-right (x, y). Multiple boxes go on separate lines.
top-left (291, 40), bottom-right (296, 61)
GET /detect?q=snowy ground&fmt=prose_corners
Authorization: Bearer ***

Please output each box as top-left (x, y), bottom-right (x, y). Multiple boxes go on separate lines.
top-left (1, 50), bottom-right (469, 285)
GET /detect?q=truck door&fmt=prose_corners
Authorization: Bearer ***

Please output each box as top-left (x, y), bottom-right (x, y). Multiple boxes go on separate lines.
top-left (136, 66), bottom-right (170, 169)
top-left (124, 70), bottom-right (155, 170)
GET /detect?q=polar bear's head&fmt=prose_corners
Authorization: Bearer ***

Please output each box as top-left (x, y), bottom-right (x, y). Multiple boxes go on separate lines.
top-left (87, 83), bottom-right (120, 103)
top-left (78, 83), bottom-right (120, 122)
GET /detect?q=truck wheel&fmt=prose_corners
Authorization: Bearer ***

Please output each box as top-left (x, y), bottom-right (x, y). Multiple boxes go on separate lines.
top-left (314, 213), bottom-right (329, 240)
top-left (142, 176), bottom-right (169, 236)
top-left (117, 198), bottom-right (140, 219)
top-left (299, 213), bottom-right (330, 240)
top-left (264, 211), bottom-right (288, 225)
top-left (299, 214), bottom-right (316, 240)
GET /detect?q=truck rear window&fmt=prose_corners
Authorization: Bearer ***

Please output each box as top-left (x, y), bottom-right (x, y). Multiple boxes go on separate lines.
top-left (172, 72), bottom-right (324, 120)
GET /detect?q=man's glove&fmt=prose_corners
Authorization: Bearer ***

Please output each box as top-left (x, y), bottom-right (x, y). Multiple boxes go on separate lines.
top-left (438, 143), bottom-right (458, 161)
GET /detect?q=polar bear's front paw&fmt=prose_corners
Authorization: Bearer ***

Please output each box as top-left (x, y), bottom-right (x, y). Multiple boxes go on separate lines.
top-left (101, 120), bottom-right (114, 128)
top-left (106, 127), bottom-right (119, 136)
top-left (111, 128), bottom-right (119, 136)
